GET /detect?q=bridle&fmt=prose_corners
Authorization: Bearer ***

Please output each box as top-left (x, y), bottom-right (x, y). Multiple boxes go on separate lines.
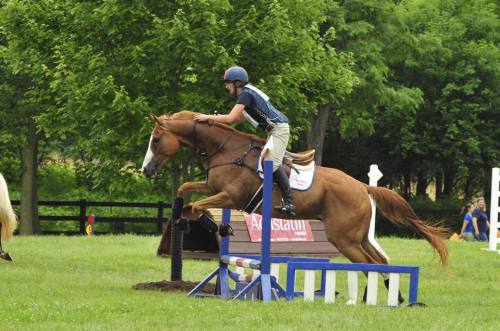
top-left (191, 120), bottom-right (262, 175)
top-left (192, 120), bottom-right (235, 160)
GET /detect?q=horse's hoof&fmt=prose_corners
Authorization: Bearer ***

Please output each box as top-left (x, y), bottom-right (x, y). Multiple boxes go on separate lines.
top-left (199, 214), bottom-right (218, 233)
top-left (219, 223), bottom-right (234, 237)
top-left (0, 252), bottom-right (13, 262)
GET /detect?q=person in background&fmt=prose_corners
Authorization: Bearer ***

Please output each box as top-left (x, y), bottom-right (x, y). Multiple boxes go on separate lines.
top-left (472, 197), bottom-right (490, 242)
top-left (458, 202), bottom-right (475, 241)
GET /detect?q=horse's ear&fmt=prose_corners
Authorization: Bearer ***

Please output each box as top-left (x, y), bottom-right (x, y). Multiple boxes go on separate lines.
top-left (149, 114), bottom-right (161, 125)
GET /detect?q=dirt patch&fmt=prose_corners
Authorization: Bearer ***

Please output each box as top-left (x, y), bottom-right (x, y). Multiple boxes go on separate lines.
top-left (132, 280), bottom-right (216, 294)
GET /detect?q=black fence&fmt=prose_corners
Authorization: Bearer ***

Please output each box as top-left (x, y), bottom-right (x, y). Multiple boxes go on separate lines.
top-left (10, 200), bottom-right (172, 235)
top-left (10, 200), bottom-right (460, 236)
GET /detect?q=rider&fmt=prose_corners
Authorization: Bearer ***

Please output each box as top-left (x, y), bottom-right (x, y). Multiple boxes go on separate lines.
top-left (194, 66), bottom-right (296, 216)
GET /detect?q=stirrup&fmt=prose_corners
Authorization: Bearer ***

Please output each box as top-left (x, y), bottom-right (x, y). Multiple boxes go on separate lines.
top-left (280, 201), bottom-right (296, 217)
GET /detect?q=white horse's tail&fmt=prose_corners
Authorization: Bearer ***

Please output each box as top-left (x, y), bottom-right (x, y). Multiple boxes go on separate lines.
top-left (0, 173), bottom-right (17, 240)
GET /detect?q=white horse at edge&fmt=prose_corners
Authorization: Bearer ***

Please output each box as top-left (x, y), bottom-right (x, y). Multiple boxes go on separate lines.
top-left (0, 173), bottom-right (17, 261)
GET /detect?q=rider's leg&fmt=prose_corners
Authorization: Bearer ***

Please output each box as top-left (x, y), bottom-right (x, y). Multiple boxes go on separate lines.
top-left (265, 123), bottom-right (295, 216)
top-left (273, 166), bottom-right (295, 216)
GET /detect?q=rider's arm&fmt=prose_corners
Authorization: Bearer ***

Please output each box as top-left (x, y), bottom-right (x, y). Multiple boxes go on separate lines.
top-left (194, 104), bottom-right (246, 124)
top-left (215, 104), bottom-right (246, 124)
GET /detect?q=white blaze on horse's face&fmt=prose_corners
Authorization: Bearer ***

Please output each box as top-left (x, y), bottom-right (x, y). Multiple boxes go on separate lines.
top-left (142, 123), bottom-right (181, 177)
top-left (141, 134), bottom-right (154, 172)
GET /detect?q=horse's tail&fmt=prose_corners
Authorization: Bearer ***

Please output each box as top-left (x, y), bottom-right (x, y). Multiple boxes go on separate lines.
top-left (0, 173), bottom-right (17, 241)
top-left (367, 186), bottom-right (449, 267)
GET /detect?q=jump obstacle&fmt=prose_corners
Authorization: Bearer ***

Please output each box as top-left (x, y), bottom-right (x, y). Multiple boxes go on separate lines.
top-left (189, 160), bottom-right (422, 306)
top-left (188, 160), bottom-right (328, 300)
top-left (286, 262), bottom-right (419, 306)
top-left (488, 167), bottom-right (500, 253)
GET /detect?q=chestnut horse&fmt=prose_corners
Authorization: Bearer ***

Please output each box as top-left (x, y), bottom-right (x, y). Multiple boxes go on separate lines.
top-left (142, 111), bottom-right (448, 277)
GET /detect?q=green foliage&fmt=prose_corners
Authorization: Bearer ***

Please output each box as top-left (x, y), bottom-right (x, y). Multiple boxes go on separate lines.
top-left (410, 195), bottom-right (463, 210)
top-left (0, 0), bottom-right (498, 208)
top-left (391, 0), bottom-right (500, 197)
top-left (325, 0), bottom-right (499, 199)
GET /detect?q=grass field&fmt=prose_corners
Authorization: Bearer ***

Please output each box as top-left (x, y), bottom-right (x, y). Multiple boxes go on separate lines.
top-left (0, 235), bottom-right (499, 331)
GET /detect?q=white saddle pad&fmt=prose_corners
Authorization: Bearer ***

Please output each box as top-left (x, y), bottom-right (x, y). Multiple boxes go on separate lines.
top-left (257, 157), bottom-right (315, 191)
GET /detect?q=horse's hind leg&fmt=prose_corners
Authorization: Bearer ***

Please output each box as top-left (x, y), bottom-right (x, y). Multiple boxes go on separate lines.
top-left (334, 242), bottom-right (380, 303)
top-left (0, 224), bottom-right (13, 262)
top-left (336, 240), bottom-right (404, 305)
top-left (361, 239), bottom-right (388, 265)
top-left (337, 242), bottom-right (379, 265)
top-left (361, 239), bottom-right (404, 304)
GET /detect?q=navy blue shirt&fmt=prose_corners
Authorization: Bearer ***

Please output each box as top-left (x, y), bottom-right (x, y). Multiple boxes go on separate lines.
top-left (236, 84), bottom-right (288, 130)
top-left (472, 208), bottom-right (489, 232)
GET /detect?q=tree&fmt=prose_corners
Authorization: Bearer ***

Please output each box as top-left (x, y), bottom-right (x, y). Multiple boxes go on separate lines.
top-left (319, 0), bottom-right (424, 184)
top-left (322, 0), bottom-right (499, 200)
top-left (390, 0), bottom-right (500, 199)
top-left (0, 1), bottom-right (68, 233)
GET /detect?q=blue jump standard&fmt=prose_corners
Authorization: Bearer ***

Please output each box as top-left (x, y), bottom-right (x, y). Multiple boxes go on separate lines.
top-left (188, 160), bottom-right (328, 301)
top-left (286, 262), bottom-right (420, 305)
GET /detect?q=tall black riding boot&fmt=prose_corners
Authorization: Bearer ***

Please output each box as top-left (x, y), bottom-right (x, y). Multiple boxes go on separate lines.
top-left (273, 166), bottom-right (296, 216)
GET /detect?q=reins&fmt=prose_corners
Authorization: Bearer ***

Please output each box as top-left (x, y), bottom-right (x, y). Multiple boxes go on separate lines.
top-left (205, 141), bottom-right (262, 174)
top-left (192, 120), bottom-right (236, 161)
top-left (191, 120), bottom-right (262, 176)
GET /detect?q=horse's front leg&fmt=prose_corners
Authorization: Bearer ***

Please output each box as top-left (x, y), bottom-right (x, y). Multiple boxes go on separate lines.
top-left (173, 191), bottom-right (235, 235)
top-left (190, 191), bottom-right (236, 236)
top-left (172, 182), bottom-right (231, 235)
top-left (190, 191), bottom-right (234, 214)
top-left (172, 181), bottom-right (212, 222)
top-left (177, 181), bottom-right (212, 198)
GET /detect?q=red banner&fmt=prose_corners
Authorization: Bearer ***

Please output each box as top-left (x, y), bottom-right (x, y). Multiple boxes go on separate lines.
top-left (243, 213), bottom-right (314, 242)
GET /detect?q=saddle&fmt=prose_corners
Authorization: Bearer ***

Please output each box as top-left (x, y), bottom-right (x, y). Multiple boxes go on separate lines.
top-left (281, 149), bottom-right (315, 178)
top-left (249, 150), bottom-right (316, 213)
top-left (284, 149), bottom-right (315, 166)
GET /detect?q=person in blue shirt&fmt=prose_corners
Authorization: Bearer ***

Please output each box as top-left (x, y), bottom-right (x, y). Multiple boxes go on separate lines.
top-left (194, 66), bottom-right (295, 216)
top-left (472, 197), bottom-right (490, 241)
top-left (459, 202), bottom-right (475, 241)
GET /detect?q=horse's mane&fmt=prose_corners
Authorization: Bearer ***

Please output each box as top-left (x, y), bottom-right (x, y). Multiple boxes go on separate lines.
top-left (162, 111), bottom-right (266, 145)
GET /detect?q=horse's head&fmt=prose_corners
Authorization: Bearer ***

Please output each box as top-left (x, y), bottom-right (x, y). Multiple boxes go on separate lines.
top-left (141, 115), bottom-right (181, 177)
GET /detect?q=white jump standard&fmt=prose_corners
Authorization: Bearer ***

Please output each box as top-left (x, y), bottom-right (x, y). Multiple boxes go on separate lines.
top-left (488, 168), bottom-right (500, 253)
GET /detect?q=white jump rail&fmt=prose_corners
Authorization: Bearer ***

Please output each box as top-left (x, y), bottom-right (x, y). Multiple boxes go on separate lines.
top-left (286, 262), bottom-right (420, 307)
